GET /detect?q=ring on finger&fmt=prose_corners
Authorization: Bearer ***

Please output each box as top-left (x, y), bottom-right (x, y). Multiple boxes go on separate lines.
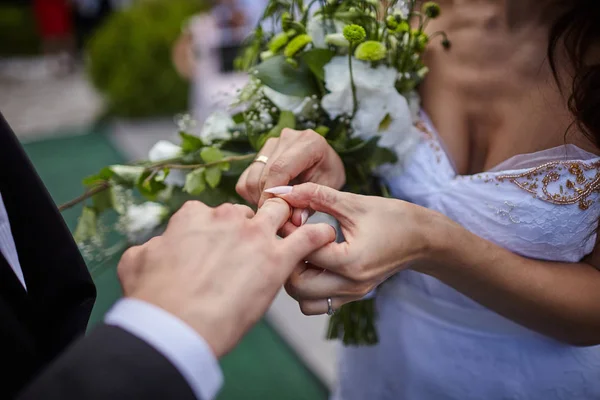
top-left (254, 155), bottom-right (269, 165)
top-left (327, 297), bottom-right (336, 316)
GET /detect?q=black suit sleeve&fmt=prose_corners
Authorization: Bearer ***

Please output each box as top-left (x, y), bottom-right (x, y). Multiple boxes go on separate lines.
top-left (17, 325), bottom-right (197, 400)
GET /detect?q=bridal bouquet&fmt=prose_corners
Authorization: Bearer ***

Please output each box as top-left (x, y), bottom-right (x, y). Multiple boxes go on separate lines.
top-left (68, 0), bottom-right (448, 345)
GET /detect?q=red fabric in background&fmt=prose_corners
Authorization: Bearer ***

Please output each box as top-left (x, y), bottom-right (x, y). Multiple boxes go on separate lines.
top-left (33, 0), bottom-right (73, 37)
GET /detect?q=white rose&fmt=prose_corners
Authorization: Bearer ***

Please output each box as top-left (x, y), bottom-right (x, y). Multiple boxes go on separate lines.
top-left (123, 202), bottom-right (169, 244)
top-left (148, 140), bottom-right (186, 187)
top-left (200, 111), bottom-right (235, 141)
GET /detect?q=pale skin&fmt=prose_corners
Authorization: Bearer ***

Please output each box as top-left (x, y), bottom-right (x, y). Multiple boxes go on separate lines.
top-left (117, 199), bottom-right (336, 358)
top-left (237, 0), bottom-right (600, 346)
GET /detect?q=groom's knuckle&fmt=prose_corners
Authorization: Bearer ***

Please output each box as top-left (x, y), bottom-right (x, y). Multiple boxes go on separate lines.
top-left (267, 158), bottom-right (291, 179)
top-left (280, 128), bottom-right (297, 139)
top-left (213, 203), bottom-right (236, 218)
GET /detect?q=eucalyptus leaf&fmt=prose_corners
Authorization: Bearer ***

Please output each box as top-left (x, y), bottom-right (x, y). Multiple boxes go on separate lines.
top-left (338, 136), bottom-right (381, 164)
top-left (83, 167), bottom-right (114, 187)
top-left (200, 147), bottom-right (225, 164)
top-left (184, 168), bottom-right (207, 195)
top-left (137, 171), bottom-right (167, 200)
top-left (301, 48), bottom-right (335, 81)
top-left (92, 189), bottom-right (113, 214)
top-left (109, 165), bottom-right (145, 186)
top-left (74, 207), bottom-right (98, 243)
top-left (253, 55), bottom-right (319, 97)
top-left (205, 166), bottom-right (222, 189)
top-left (179, 132), bottom-right (204, 152)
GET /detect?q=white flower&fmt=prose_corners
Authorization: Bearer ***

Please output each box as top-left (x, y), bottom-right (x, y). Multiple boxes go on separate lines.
top-left (321, 56), bottom-right (419, 159)
top-left (406, 91), bottom-right (421, 122)
top-left (325, 33), bottom-right (349, 47)
top-left (321, 56), bottom-right (398, 119)
top-left (200, 111), bottom-right (235, 141)
top-left (307, 16), bottom-right (346, 48)
top-left (148, 140), bottom-right (186, 187)
top-left (149, 140), bottom-right (182, 162)
top-left (262, 86), bottom-right (311, 115)
top-left (123, 202), bottom-right (169, 244)
top-left (351, 91), bottom-right (418, 156)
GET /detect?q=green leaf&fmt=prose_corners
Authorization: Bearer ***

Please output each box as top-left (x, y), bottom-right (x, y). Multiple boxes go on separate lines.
top-left (301, 48), bottom-right (335, 81)
top-left (205, 166), bottom-right (222, 189)
top-left (137, 171), bottom-right (167, 200)
top-left (184, 168), bottom-right (206, 195)
top-left (92, 189), bottom-right (113, 214)
top-left (179, 132), bottom-right (204, 152)
top-left (232, 112), bottom-right (245, 124)
top-left (372, 146), bottom-right (398, 167)
top-left (257, 111), bottom-right (296, 149)
top-left (109, 165), bottom-right (145, 186)
top-left (74, 207), bottom-right (98, 243)
top-left (253, 55), bottom-right (319, 97)
top-left (200, 147), bottom-right (225, 164)
top-left (83, 167), bottom-right (113, 187)
top-left (339, 136), bottom-right (381, 164)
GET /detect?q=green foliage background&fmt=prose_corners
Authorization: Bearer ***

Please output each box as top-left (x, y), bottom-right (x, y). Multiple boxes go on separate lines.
top-left (0, 4), bottom-right (40, 56)
top-left (86, 0), bottom-right (211, 118)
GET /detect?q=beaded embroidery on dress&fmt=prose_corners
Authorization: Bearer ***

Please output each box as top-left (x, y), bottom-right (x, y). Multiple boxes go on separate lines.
top-left (332, 112), bottom-right (600, 400)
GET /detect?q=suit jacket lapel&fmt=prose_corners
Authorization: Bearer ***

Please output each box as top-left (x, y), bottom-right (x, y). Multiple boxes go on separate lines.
top-left (0, 112), bottom-right (96, 363)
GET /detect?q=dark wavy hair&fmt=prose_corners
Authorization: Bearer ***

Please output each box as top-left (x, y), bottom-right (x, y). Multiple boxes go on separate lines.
top-left (548, 0), bottom-right (600, 146)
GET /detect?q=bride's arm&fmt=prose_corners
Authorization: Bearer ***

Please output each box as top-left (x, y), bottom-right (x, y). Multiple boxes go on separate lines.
top-left (272, 183), bottom-right (600, 347)
top-left (416, 214), bottom-right (600, 346)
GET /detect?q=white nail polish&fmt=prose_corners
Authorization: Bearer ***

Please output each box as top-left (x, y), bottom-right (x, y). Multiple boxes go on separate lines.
top-left (301, 209), bottom-right (310, 225)
top-left (264, 186), bottom-right (293, 195)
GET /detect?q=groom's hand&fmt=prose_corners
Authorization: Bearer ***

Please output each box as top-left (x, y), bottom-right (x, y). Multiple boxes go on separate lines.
top-left (117, 199), bottom-right (336, 357)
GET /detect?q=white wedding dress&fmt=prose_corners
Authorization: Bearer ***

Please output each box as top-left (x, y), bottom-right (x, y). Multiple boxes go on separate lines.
top-left (332, 112), bottom-right (600, 399)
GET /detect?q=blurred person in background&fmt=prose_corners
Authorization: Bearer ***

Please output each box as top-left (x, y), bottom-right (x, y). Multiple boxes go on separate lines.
top-left (71, 0), bottom-right (131, 51)
top-left (32, 0), bottom-right (75, 75)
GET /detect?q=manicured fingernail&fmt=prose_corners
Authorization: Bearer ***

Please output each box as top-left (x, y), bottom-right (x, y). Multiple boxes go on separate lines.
top-left (264, 186), bottom-right (293, 195)
top-left (300, 209), bottom-right (310, 226)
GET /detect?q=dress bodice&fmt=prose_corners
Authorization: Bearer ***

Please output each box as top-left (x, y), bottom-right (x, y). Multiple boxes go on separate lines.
top-left (383, 112), bottom-right (600, 308)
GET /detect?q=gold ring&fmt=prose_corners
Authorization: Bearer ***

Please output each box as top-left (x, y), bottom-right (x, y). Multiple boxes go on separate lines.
top-left (254, 155), bottom-right (269, 165)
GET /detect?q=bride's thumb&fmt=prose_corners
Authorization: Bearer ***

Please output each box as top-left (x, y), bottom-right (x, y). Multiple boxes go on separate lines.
top-left (264, 183), bottom-right (352, 222)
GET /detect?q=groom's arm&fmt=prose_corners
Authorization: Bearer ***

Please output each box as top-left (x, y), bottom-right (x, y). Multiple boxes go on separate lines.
top-left (18, 299), bottom-right (223, 400)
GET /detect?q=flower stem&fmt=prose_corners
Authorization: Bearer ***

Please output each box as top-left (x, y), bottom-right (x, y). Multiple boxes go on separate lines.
top-left (157, 153), bottom-right (257, 170)
top-left (58, 181), bottom-right (111, 212)
top-left (348, 47), bottom-right (359, 117)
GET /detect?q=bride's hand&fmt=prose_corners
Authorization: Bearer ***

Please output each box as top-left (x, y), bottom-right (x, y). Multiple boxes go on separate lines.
top-left (236, 129), bottom-right (346, 211)
top-left (266, 183), bottom-right (440, 315)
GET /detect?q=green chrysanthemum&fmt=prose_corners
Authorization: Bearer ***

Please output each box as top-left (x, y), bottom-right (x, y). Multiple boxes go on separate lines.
top-left (397, 21), bottom-right (410, 34)
top-left (284, 34), bottom-right (312, 57)
top-left (281, 11), bottom-right (292, 30)
top-left (268, 32), bottom-right (290, 53)
top-left (413, 30), bottom-right (429, 52)
top-left (343, 24), bottom-right (367, 43)
top-left (423, 2), bottom-right (441, 19)
top-left (385, 15), bottom-right (399, 30)
top-left (354, 40), bottom-right (387, 61)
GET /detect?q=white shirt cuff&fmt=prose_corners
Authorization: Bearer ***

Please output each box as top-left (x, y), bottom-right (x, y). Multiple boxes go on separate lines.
top-left (105, 298), bottom-right (223, 400)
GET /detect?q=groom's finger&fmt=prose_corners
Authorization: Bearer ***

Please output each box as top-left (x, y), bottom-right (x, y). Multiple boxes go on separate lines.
top-left (253, 198), bottom-right (292, 233)
top-left (280, 223), bottom-right (336, 268)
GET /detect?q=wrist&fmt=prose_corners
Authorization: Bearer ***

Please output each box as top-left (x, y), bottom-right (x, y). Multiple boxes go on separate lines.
top-left (411, 207), bottom-right (460, 274)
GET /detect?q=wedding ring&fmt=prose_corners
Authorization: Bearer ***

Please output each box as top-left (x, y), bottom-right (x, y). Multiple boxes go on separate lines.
top-left (254, 155), bottom-right (269, 165)
top-left (327, 297), bottom-right (335, 316)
